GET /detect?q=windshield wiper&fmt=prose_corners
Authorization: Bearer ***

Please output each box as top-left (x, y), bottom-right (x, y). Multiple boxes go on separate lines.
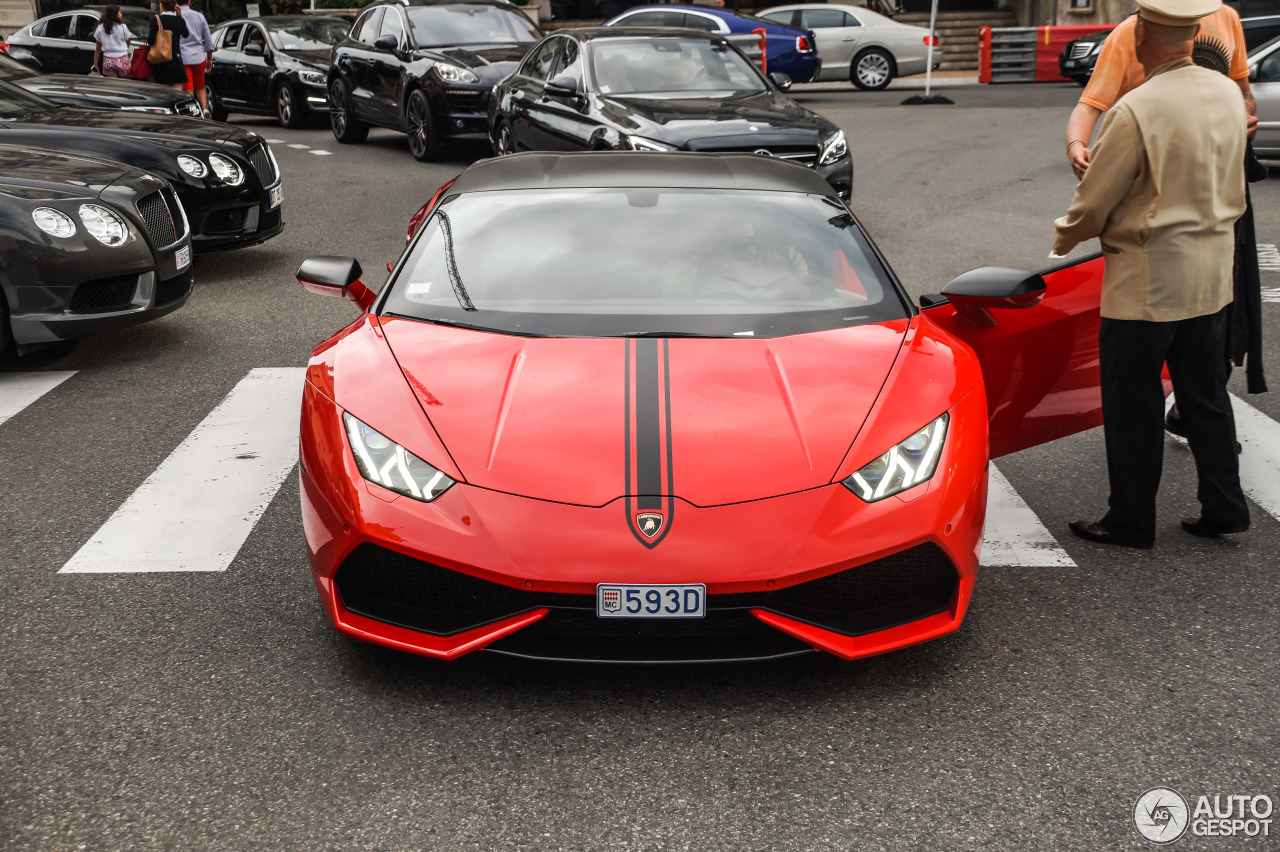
top-left (416, 315), bottom-right (548, 337)
top-left (435, 210), bottom-right (476, 312)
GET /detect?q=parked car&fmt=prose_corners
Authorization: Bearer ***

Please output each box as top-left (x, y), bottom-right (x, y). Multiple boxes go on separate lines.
top-left (207, 15), bottom-right (349, 128)
top-left (0, 4), bottom-right (153, 74)
top-left (0, 79), bottom-right (283, 253)
top-left (0, 49), bottom-right (202, 115)
top-left (1249, 33), bottom-right (1280, 158)
top-left (293, 150), bottom-right (1108, 663)
top-left (604, 5), bottom-right (821, 84)
top-left (328, 0), bottom-right (541, 161)
top-left (489, 28), bottom-right (852, 198)
top-left (1243, 13), bottom-right (1280, 48)
top-left (0, 144), bottom-right (192, 355)
top-left (756, 4), bottom-right (935, 90)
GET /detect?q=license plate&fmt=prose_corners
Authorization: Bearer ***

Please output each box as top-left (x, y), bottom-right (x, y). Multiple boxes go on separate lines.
top-left (268, 184), bottom-right (283, 210)
top-left (174, 244), bottom-right (191, 270)
top-left (597, 584), bottom-right (705, 618)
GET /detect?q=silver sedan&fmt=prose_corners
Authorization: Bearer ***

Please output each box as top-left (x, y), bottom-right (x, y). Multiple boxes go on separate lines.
top-left (757, 4), bottom-right (937, 90)
top-left (1249, 34), bottom-right (1280, 159)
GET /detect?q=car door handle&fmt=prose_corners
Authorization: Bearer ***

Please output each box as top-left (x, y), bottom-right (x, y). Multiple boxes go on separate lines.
top-left (842, 36), bottom-right (857, 41)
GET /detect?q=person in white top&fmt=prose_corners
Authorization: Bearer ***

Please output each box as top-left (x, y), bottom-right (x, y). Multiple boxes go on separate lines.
top-left (92, 6), bottom-right (134, 78)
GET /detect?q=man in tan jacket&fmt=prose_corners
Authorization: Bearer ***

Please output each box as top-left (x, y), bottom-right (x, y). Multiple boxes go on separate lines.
top-left (1053, 0), bottom-right (1249, 548)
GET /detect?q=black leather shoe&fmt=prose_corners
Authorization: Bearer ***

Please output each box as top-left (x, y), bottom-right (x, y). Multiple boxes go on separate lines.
top-left (1165, 407), bottom-right (1186, 438)
top-left (1068, 520), bottom-right (1154, 549)
top-left (1181, 517), bottom-right (1249, 537)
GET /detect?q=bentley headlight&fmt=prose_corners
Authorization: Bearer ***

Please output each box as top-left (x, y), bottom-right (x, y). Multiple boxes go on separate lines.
top-left (208, 153), bottom-right (244, 186)
top-left (343, 412), bottom-right (455, 502)
top-left (32, 207), bottom-right (75, 238)
top-left (177, 154), bottom-right (207, 178)
top-left (299, 70), bottom-right (326, 86)
top-left (842, 413), bottom-right (948, 502)
top-left (624, 135), bottom-right (675, 152)
top-left (818, 130), bottom-right (848, 166)
top-left (434, 61), bottom-right (478, 84)
top-left (78, 204), bottom-right (128, 246)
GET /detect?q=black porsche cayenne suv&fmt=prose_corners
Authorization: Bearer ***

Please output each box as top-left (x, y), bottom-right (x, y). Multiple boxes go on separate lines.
top-left (327, 0), bottom-right (542, 161)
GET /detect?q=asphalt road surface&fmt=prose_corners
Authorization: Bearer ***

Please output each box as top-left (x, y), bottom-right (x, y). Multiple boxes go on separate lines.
top-left (2, 83), bottom-right (1278, 851)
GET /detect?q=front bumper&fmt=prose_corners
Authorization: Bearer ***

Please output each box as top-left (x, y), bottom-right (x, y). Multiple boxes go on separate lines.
top-left (174, 143), bottom-right (285, 254)
top-left (432, 85), bottom-right (493, 143)
top-left (818, 153), bottom-right (853, 201)
top-left (299, 381), bottom-right (988, 663)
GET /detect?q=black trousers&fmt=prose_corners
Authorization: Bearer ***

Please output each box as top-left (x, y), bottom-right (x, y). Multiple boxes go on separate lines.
top-left (1099, 306), bottom-right (1248, 541)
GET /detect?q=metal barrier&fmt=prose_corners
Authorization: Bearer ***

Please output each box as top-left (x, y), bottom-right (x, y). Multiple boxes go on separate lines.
top-left (727, 31), bottom-right (766, 73)
top-left (980, 23), bottom-right (1117, 84)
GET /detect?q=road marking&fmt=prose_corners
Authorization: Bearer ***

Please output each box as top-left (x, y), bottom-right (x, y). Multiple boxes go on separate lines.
top-left (287, 143), bottom-right (310, 150)
top-left (1256, 243), bottom-right (1280, 272)
top-left (310, 149), bottom-right (333, 156)
top-left (266, 138), bottom-right (285, 143)
top-left (60, 368), bottom-right (305, 574)
top-left (0, 372), bottom-right (76, 426)
top-left (980, 463), bottom-right (1076, 567)
top-left (1166, 393), bottom-right (1280, 524)
top-left (1263, 287), bottom-right (1280, 304)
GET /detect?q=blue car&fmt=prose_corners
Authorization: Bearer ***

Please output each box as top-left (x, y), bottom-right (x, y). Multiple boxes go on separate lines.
top-left (604, 5), bottom-right (821, 83)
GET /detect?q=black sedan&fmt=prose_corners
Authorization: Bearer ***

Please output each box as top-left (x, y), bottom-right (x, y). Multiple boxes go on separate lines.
top-left (0, 5), bottom-right (156, 75)
top-left (0, 144), bottom-right (192, 356)
top-left (328, 0), bottom-right (541, 160)
top-left (207, 15), bottom-right (350, 128)
top-left (489, 28), bottom-right (853, 198)
top-left (0, 80), bottom-right (283, 254)
top-left (0, 51), bottom-right (202, 117)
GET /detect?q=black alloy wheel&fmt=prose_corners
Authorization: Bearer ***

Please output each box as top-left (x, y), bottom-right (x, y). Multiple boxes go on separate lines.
top-left (329, 78), bottom-right (369, 143)
top-left (405, 89), bottom-right (441, 162)
top-left (275, 82), bottom-right (306, 129)
top-left (851, 48), bottom-right (894, 91)
top-left (206, 80), bottom-right (229, 122)
top-left (493, 118), bottom-right (514, 156)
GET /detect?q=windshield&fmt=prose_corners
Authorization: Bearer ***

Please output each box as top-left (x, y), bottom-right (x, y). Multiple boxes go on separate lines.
top-left (382, 188), bottom-right (906, 338)
top-left (406, 4), bottom-right (538, 47)
top-left (0, 79), bottom-right (55, 117)
top-left (120, 9), bottom-right (155, 37)
top-left (0, 52), bottom-right (38, 81)
top-left (269, 18), bottom-right (350, 51)
top-left (590, 37), bottom-right (767, 96)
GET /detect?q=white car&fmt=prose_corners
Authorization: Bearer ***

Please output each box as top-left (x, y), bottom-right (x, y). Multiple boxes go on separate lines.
top-left (757, 4), bottom-right (936, 90)
top-left (1249, 34), bottom-right (1280, 159)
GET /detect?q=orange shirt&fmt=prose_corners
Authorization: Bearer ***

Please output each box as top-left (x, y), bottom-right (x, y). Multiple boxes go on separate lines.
top-left (1079, 8), bottom-right (1248, 112)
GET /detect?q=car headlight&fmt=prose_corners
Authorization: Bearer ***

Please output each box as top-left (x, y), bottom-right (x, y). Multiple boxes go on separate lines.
top-left (32, 207), bottom-right (75, 238)
top-left (434, 61), bottom-right (479, 84)
top-left (818, 130), bottom-right (848, 166)
top-left (1089, 41), bottom-right (1103, 55)
top-left (208, 153), bottom-right (244, 186)
top-left (177, 154), bottom-right (207, 178)
top-left (841, 413), bottom-right (948, 502)
top-left (120, 105), bottom-right (169, 113)
top-left (78, 204), bottom-right (129, 246)
top-left (624, 135), bottom-right (675, 152)
top-left (299, 70), bottom-right (326, 86)
top-left (343, 412), bottom-right (455, 503)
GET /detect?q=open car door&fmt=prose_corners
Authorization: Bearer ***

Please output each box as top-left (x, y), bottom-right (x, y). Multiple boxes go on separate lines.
top-left (923, 253), bottom-right (1104, 458)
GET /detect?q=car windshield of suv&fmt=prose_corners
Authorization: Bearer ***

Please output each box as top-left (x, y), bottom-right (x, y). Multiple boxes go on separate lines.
top-left (120, 9), bottom-right (155, 37)
top-left (0, 52), bottom-right (38, 81)
top-left (382, 188), bottom-right (906, 338)
top-left (270, 18), bottom-right (350, 51)
top-left (0, 80), bottom-right (55, 117)
top-left (591, 37), bottom-right (766, 96)
top-left (406, 5), bottom-right (538, 47)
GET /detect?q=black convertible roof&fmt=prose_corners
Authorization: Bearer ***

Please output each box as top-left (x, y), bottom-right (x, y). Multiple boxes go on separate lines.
top-left (449, 152), bottom-right (837, 196)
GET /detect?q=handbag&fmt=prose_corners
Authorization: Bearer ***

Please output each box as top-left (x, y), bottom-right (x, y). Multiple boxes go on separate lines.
top-left (146, 14), bottom-right (172, 64)
top-left (130, 44), bottom-right (152, 79)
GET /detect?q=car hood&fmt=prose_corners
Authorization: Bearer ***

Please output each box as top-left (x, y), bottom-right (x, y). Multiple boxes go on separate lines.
top-left (0, 105), bottom-right (249, 147)
top-left (0, 144), bottom-right (132, 199)
top-left (279, 49), bottom-right (330, 71)
top-left (380, 318), bottom-right (908, 507)
top-left (422, 43), bottom-right (531, 80)
top-left (17, 74), bottom-right (188, 106)
top-left (598, 91), bottom-right (836, 147)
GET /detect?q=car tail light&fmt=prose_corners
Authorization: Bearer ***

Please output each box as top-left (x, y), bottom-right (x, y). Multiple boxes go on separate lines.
top-left (924, 35), bottom-right (939, 46)
top-left (406, 176), bottom-right (457, 244)
top-left (796, 35), bottom-right (814, 54)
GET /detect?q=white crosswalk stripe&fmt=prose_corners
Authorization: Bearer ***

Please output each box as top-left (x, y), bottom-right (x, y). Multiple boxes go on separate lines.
top-left (980, 463), bottom-right (1075, 567)
top-left (287, 143), bottom-right (310, 150)
top-left (0, 372), bottom-right (76, 427)
top-left (1167, 393), bottom-right (1280, 525)
top-left (60, 368), bottom-right (305, 574)
top-left (310, 150), bottom-right (334, 156)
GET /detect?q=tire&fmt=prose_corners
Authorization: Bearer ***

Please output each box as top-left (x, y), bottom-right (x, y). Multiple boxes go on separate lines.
top-left (329, 78), bottom-right (368, 144)
top-left (492, 118), bottom-right (514, 156)
top-left (206, 81), bottom-right (229, 122)
top-left (275, 82), bottom-right (306, 129)
top-left (851, 48), bottom-right (895, 91)
top-left (0, 291), bottom-right (12, 359)
top-left (405, 89), bottom-right (442, 162)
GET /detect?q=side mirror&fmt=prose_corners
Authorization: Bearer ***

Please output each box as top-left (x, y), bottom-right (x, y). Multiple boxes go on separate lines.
top-left (938, 266), bottom-right (1046, 327)
top-left (297, 256), bottom-right (376, 310)
top-left (769, 71), bottom-right (792, 91)
top-left (243, 41), bottom-right (266, 57)
top-left (545, 74), bottom-right (580, 98)
top-left (373, 35), bottom-right (399, 52)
